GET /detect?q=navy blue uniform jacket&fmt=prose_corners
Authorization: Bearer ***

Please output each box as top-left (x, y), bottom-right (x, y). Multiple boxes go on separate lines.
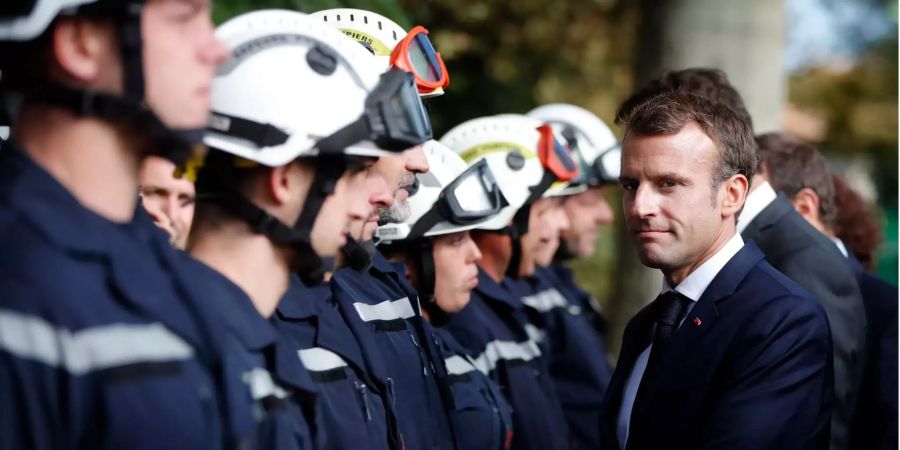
top-left (600, 242), bottom-right (834, 450)
top-left (528, 266), bottom-right (613, 450)
top-left (442, 268), bottom-right (570, 450)
top-left (432, 327), bottom-right (514, 450)
top-left (184, 260), bottom-right (320, 450)
top-left (0, 148), bottom-right (242, 449)
top-left (329, 251), bottom-right (456, 450)
top-left (274, 277), bottom-right (399, 450)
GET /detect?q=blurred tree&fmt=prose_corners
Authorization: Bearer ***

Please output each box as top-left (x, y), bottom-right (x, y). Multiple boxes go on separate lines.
top-left (789, 34), bottom-right (898, 279)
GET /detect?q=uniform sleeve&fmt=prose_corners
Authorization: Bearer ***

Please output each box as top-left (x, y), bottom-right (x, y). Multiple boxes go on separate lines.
top-left (701, 295), bottom-right (834, 450)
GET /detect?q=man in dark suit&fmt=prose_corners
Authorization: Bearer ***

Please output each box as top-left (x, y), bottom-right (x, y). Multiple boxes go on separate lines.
top-left (738, 135), bottom-right (867, 450)
top-left (621, 68), bottom-right (864, 450)
top-left (600, 89), bottom-right (834, 450)
top-left (757, 135), bottom-right (897, 450)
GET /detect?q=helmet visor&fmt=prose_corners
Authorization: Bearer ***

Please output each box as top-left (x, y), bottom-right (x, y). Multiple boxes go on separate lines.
top-left (365, 68), bottom-right (433, 151)
top-left (444, 159), bottom-right (505, 223)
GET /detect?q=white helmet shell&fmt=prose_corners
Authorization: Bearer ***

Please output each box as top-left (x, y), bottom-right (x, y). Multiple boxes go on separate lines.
top-left (0, 0), bottom-right (96, 41)
top-left (310, 8), bottom-right (444, 98)
top-left (439, 115), bottom-right (548, 231)
top-left (527, 103), bottom-right (620, 185)
top-left (376, 140), bottom-right (492, 242)
top-left (205, 9), bottom-right (391, 167)
top-left (487, 114), bottom-right (583, 198)
top-left (309, 8), bottom-right (404, 61)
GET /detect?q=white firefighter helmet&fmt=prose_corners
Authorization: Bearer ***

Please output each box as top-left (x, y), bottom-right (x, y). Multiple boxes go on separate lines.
top-left (527, 103), bottom-right (621, 185)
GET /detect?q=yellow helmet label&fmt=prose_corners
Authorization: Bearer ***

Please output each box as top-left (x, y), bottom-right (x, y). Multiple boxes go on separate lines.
top-left (459, 142), bottom-right (535, 164)
top-left (339, 29), bottom-right (393, 56)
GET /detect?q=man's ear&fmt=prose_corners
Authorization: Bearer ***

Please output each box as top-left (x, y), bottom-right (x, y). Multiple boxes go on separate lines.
top-left (267, 165), bottom-right (292, 206)
top-left (791, 187), bottom-right (821, 225)
top-left (51, 18), bottom-right (118, 86)
top-left (721, 174), bottom-right (749, 219)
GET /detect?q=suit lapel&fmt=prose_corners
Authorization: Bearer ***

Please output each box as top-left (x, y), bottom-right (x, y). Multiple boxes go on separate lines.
top-left (629, 243), bottom-right (766, 424)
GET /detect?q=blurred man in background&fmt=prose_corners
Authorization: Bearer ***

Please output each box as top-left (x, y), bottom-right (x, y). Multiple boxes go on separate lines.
top-left (756, 132), bottom-right (898, 450)
top-left (139, 155), bottom-right (196, 249)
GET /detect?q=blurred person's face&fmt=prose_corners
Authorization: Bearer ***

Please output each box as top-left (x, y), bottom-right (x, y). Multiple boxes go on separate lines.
top-left (619, 122), bottom-right (746, 283)
top-left (310, 162), bottom-right (372, 257)
top-left (471, 229), bottom-right (513, 279)
top-left (429, 231), bottom-right (482, 314)
top-left (142, 0), bottom-right (228, 130)
top-left (561, 186), bottom-right (614, 258)
top-left (519, 197), bottom-right (569, 274)
top-left (140, 155), bottom-right (196, 248)
top-left (376, 145), bottom-right (429, 224)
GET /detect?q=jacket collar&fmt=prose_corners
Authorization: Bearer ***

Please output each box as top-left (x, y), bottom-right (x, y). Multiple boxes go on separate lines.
top-left (473, 267), bottom-right (522, 310)
top-left (276, 277), bottom-right (368, 372)
top-left (740, 193), bottom-right (794, 242)
top-left (192, 259), bottom-right (277, 352)
top-left (0, 144), bottom-right (163, 257)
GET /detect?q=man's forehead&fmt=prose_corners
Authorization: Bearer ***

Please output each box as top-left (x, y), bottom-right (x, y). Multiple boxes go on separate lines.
top-left (622, 125), bottom-right (716, 161)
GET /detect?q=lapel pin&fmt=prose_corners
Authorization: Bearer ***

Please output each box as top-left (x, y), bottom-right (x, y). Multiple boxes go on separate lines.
top-left (693, 317), bottom-right (702, 326)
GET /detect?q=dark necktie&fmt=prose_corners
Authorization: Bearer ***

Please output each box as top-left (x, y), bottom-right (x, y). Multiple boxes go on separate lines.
top-left (633, 290), bottom-right (692, 409)
top-left (651, 290), bottom-right (692, 351)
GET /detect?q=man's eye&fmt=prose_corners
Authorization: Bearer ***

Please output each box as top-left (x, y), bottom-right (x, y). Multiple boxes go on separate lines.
top-left (619, 180), bottom-right (637, 191)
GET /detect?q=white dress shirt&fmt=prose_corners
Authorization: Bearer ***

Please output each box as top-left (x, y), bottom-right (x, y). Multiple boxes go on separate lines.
top-left (833, 238), bottom-right (849, 259)
top-left (616, 233), bottom-right (745, 449)
top-left (736, 181), bottom-right (777, 234)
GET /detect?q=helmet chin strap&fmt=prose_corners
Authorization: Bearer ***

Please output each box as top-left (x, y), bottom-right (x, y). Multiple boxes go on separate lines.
top-left (196, 153), bottom-right (348, 284)
top-left (406, 238), bottom-right (452, 326)
top-left (503, 202), bottom-right (531, 279)
top-left (341, 237), bottom-right (375, 272)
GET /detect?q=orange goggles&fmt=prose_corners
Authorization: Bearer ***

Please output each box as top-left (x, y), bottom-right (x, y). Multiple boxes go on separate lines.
top-left (536, 124), bottom-right (579, 182)
top-left (389, 26), bottom-right (450, 95)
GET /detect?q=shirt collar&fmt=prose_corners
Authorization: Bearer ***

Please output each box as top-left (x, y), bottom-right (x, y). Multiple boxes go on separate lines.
top-left (833, 238), bottom-right (849, 259)
top-left (736, 181), bottom-right (777, 233)
top-left (661, 233), bottom-right (745, 301)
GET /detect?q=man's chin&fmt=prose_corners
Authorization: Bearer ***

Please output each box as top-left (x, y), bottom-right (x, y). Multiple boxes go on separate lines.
top-left (362, 221), bottom-right (378, 241)
top-left (636, 249), bottom-right (670, 270)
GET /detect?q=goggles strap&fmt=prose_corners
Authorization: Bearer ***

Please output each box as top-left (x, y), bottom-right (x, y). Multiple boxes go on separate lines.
top-left (408, 207), bottom-right (443, 240)
top-left (315, 116), bottom-right (371, 155)
top-left (209, 111), bottom-right (291, 148)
